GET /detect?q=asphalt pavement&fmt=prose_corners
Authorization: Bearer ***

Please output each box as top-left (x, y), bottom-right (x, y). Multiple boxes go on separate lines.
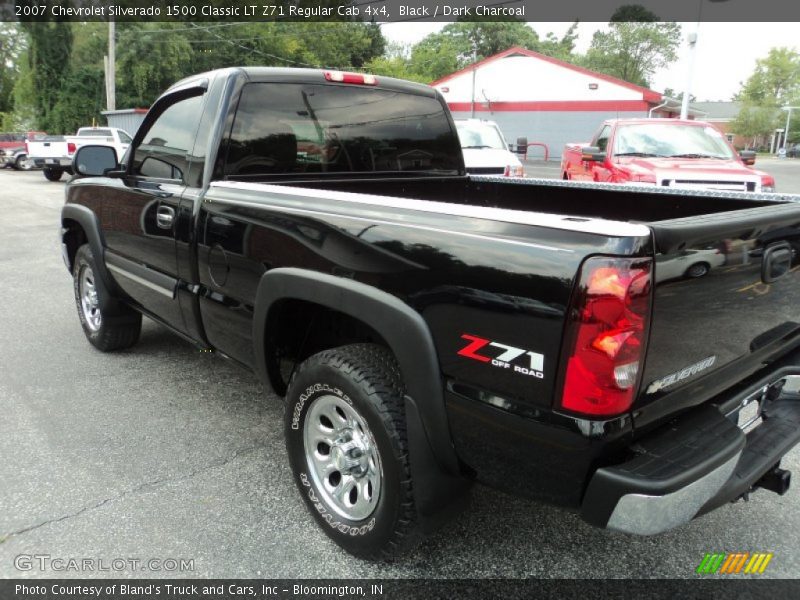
top-left (1, 167), bottom-right (799, 579)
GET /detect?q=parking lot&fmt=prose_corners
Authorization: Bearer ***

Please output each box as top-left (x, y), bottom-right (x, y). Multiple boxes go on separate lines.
top-left (1, 167), bottom-right (800, 579)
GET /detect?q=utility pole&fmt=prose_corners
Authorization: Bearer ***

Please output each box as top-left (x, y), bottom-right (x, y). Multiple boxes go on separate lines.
top-left (105, 20), bottom-right (116, 111)
top-left (470, 42), bottom-right (477, 118)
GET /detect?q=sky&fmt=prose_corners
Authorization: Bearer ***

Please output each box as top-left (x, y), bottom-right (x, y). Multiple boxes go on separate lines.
top-left (379, 22), bottom-right (800, 102)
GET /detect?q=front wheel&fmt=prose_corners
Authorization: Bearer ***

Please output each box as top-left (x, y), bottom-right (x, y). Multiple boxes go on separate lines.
top-left (73, 244), bottom-right (142, 351)
top-left (43, 168), bottom-right (63, 181)
top-left (284, 344), bottom-right (417, 559)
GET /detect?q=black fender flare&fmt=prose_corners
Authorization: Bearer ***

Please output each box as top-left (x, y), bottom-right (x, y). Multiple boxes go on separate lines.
top-left (253, 268), bottom-right (469, 526)
top-left (61, 204), bottom-right (109, 279)
top-left (61, 204), bottom-right (121, 308)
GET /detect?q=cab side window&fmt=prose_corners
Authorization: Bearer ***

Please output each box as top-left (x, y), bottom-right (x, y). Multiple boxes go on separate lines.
top-left (132, 94), bottom-right (204, 183)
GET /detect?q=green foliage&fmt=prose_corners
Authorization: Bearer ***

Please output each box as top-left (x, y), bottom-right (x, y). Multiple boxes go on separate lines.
top-left (582, 21), bottom-right (681, 87)
top-left (50, 65), bottom-right (106, 133)
top-left (9, 19), bottom-right (389, 131)
top-left (405, 21), bottom-right (578, 83)
top-left (0, 23), bottom-right (26, 113)
top-left (730, 105), bottom-right (781, 146)
top-left (21, 15), bottom-right (74, 132)
top-left (116, 23), bottom-right (195, 108)
top-left (736, 47), bottom-right (800, 107)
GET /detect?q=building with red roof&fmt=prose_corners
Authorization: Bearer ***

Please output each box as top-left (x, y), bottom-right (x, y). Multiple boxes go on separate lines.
top-left (431, 46), bottom-right (701, 161)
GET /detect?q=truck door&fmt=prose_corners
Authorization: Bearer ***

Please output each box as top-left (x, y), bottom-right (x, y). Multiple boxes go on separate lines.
top-left (101, 86), bottom-right (207, 334)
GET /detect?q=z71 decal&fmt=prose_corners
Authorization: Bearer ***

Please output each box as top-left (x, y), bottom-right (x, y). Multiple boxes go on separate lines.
top-left (457, 334), bottom-right (545, 378)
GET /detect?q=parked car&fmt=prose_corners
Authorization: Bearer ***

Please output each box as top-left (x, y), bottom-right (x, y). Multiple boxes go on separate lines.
top-left (455, 118), bottom-right (525, 177)
top-left (0, 131), bottom-right (47, 151)
top-left (0, 145), bottom-right (34, 170)
top-left (655, 247), bottom-right (726, 282)
top-left (562, 119), bottom-right (776, 192)
top-left (27, 126), bottom-right (132, 181)
top-left (787, 144), bottom-right (800, 159)
top-left (61, 67), bottom-right (800, 559)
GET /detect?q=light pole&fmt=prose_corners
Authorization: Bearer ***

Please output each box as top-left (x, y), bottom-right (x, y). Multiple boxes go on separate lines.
top-left (680, 0), bottom-right (730, 120)
top-left (782, 106), bottom-right (799, 150)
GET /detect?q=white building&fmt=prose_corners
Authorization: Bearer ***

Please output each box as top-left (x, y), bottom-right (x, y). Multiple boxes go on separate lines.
top-left (431, 46), bottom-right (691, 161)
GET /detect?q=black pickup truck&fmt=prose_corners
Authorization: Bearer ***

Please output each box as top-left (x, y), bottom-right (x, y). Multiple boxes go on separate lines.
top-left (62, 67), bottom-right (800, 559)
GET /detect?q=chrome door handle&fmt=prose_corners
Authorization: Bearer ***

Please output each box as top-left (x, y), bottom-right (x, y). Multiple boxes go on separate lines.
top-left (156, 205), bottom-right (175, 229)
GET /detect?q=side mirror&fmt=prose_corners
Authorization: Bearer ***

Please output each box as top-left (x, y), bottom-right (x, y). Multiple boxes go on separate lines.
top-left (72, 145), bottom-right (119, 177)
top-left (581, 146), bottom-right (606, 162)
top-left (516, 136), bottom-right (528, 156)
top-left (739, 150), bottom-right (756, 166)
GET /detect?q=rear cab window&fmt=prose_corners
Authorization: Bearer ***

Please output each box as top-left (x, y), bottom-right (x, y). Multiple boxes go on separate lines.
top-left (223, 82), bottom-right (461, 179)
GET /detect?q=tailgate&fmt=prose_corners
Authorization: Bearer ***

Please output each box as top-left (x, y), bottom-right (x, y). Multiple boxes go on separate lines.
top-left (28, 137), bottom-right (66, 158)
top-left (636, 202), bottom-right (800, 426)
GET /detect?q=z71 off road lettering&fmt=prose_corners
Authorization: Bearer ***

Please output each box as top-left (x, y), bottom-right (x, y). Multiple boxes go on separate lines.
top-left (457, 334), bottom-right (545, 378)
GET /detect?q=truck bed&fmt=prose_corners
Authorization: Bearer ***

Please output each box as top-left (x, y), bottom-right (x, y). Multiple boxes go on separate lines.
top-left (229, 173), bottom-right (800, 430)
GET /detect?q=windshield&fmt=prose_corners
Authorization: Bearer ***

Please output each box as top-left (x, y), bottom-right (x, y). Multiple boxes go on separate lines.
top-left (455, 122), bottom-right (507, 150)
top-left (613, 123), bottom-right (736, 159)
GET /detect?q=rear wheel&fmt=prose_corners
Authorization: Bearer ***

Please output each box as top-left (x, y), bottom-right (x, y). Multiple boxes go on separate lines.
top-left (14, 155), bottom-right (33, 171)
top-left (284, 344), bottom-right (417, 559)
top-left (685, 262), bottom-right (710, 278)
top-left (43, 168), bottom-right (63, 181)
top-left (73, 244), bottom-right (141, 351)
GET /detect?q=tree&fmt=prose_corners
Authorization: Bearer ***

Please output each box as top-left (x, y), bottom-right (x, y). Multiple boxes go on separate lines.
top-left (736, 47), bottom-right (800, 107)
top-left (582, 9), bottom-right (681, 87)
top-left (662, 88), bottom-right (696, 103)
top-left (21, 12), bottom-right (74, 132)
top-left (115, 23), bottom-right (195, 108)
top-left (730, 105), bottom-right (780, 149)
top-left (0, 23), bottom-right (26, 115)
top-left (406, 21), bottom-right (578, 82)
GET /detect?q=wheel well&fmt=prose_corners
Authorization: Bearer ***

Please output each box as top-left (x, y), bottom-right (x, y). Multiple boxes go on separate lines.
top-left (264, 298), bottom-right (391, 396)
top-left (62, 219), bottom-right (88, 271)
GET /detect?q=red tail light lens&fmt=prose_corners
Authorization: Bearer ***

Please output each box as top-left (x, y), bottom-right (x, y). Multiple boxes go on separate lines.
top-left (559, 256), bottom-right (652, 417)
top-left (67, 142), bottom-right (77, 155)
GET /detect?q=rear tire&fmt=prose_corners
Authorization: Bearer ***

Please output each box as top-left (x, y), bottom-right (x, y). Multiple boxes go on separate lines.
top-left (14, 155), bottom-right (33, 171)
top-left (43, 168), bottom-right (63, 181)
top-left (685, 262), bottom-right (710, 279)
top-left (284, 344), bottom-right (417, 559)
top-left (73, 244), bottom-right (141, 351)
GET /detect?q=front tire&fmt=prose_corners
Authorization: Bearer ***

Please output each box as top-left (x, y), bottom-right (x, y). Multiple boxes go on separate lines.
top-left (43, 168), bottom-right (63, 181)
top-left (73, 244), bottom-right (142, 351)
top-left (285, 344), bottom-right (417, 559)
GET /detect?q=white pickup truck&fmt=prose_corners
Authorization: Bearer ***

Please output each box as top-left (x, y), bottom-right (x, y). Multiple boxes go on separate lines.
top-left (28, 126), bottom-right (132, 181)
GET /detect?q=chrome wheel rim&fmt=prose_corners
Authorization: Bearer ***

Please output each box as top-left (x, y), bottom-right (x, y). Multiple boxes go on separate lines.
top-left (303, 394), bottom-right (382, 521)
top-left (79, 266), bottom-right (102, 331)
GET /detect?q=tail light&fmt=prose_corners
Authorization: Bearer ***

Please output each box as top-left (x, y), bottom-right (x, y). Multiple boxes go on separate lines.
top-left (324, 70), bottom-right (377, 86)
top-left (559, 256), bottom-right (653, 417)
top-left (67, 142), bottom-right (77, 155)
top-left (503, 165), bottom-right (526, 177)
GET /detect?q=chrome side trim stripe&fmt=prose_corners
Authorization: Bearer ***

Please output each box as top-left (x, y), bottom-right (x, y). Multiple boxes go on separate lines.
top-left (209, 180), bottom-right (652, 238)
top-left (105, 253), bottom-right (176, 299)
